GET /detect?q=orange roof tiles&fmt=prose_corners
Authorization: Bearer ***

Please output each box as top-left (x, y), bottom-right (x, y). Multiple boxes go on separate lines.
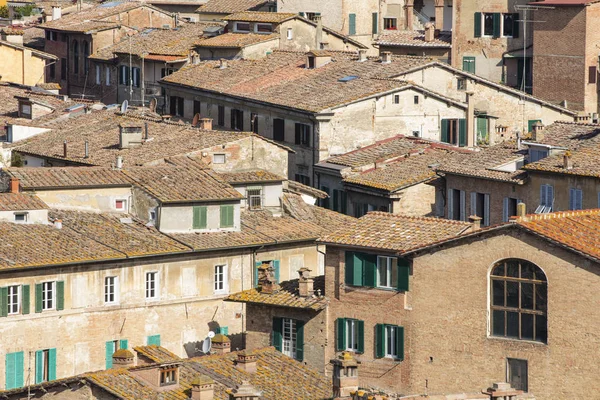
top-left (223, 11), bottom-right (296, 23)
top-left (0, 193), bottom-right (48, 211)
top-left (375, 30), bottom-right (452, 48)
top-left (195, 32), bottom-right (278, 48)
top-left (7, 167), bottom-right (131, 189)
top-left (133, 345), bottom-right (181, 363)
top-left (197, 0), bottom-right (272, 13)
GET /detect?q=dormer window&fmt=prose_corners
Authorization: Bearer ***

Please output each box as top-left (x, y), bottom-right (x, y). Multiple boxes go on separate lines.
top-left (14, 212), bottom-right (27, 223)
top-left (160, 367), bottom-right (177, 386)
top-left (247, 187), bottom-right (262, 210)
top-left (234, 22), bottom-right (250, 32)
top-left (255, 23), bottom-right (273, 33)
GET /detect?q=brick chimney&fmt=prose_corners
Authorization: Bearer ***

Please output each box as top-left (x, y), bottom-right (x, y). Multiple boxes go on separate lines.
top-left (235, 351), bottom-right (257, 374)
top-left (199, 118), bottom-right (213, 130)
top-left (468, 215), bottom-right (482, 231)
top-left (563, 151), bottom-right (573, 170)
top-left (297, 267), bottom-right (314, 297)
top-left (424, 22), bottom-right (435, 42)
top-left (211, 334), bottom-right (231, 354)
top-left (331, 352), bottom-right (359, 398)
top-left (381, 51), bottom-right (392, 63)
top-left (532, 121), bottom-right (544, 141)
top-left (226, 380), bottom-right (261, 400)
top-left (9, 177), bottom-right (19, 193)
top-left (258, 263), bottom-right (279, 294)
top-left (190, 375), bottom-right (214, 400)
top-left (112, 349), bottom-right (136, 368)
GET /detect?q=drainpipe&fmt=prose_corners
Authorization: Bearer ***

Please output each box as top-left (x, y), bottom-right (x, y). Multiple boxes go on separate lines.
top-left (466, 91), bottom-right (475, 147)
top-left (312, 119), bottom-right (317, 188)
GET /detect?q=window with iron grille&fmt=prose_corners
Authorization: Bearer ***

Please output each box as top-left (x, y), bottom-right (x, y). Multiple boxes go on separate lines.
top-left (247, 188), bottom-right (262, 210)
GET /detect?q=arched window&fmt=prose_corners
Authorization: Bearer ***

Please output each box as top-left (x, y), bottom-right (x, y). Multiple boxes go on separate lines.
top-left (72, 40), bottom-right (79, 75)
top-left (490, 259), bottom-right (547, 343)
top-left (83, 40), bottom-right (89, 75)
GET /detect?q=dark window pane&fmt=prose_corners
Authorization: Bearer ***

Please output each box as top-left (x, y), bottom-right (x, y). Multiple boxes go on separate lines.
top-left (521, 313), bottom-right (534, 340)
top-left (507, 312), bottom-right (519, 338)
top-left (535, 267), bottom-right (547, 281)
top-left (503, 14), bottom-right (514, 37)
top-left (493, 310), bottom-right (505, 336)
top-left (506, 281), bottom-right (519, 308)
top-left (491, 264), bottom-right (505, 277)
top-left (521, 282), bottom-right (534, 310)
top-left (506, 260), bottom-right (519, 277)
top-left (536, 314), bottom-right (548, 343)
top-left (492, 280), bottom-right (505, 306)
top-left (521, 262), bottom-right (534, 279)
top-left (484, 13), bottom-right (494, 36)
top-left (535, 284), bottom-right (547, 312)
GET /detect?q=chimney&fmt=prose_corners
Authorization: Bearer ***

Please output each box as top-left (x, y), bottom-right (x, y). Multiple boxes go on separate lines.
top-left (1, 29), bottom-right (24, 45)
top-left (469, 215), bottom-right (482, 231)
top-left (9, 177), bottom-right (19, 193)
top-left (331, 352), bottom-right (359, 398)
top-left (220, 59), bottom-right (228, 69)
top-left (381, 51), bottom-right (392, 64)
top-left (357, 49), bottom-right (367, 62)
top-left (235, 351), bottom-right (257, 374)
top-left (119, 123), bottom-right (144, 149)
top-left (404, 1), bottom-right (414, 30)
top-left (434, 0), bottom-right (444, 31)
top-left (563, 151), bottom-right (573, 170)
top-left (115, 155), bottom-right (124, 170)
top-left (112, 349), bottom-right (135, 369)
top-left (227, 380), bottom-right (262, 400)
top-left (257, 263), bottom-right (279, 294)
top-left (466, 91), bottom-right (475, 147)
top-left (314, 14), bottom-right (323, 49)
top-left (199, 118), bottom-right (213, 130)
top-left (516, 202), bottom-right (526, 218)
top-left (190, 375), bottom-right (214, 400)
top-left (483, 382), bottom-right (523, 400)
top-left (424, 22), bottom-right (435, 42)
top-left (532, 121), bottom-right (544, 141)
top-left (297, 267), bottom-right (314, 297)
top-left (53, 219), bottom-right (63, 229)
top-left (51, 6), bottom-right (61, 20)
top-left (84, 140), bottom-right (89, 159)
top-left (63, 140), bottom-right (68, 158)
top-left (211, 333), bottom-right (231, 354)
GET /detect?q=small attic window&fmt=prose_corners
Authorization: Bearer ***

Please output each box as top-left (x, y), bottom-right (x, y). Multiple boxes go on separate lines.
top-left (160, 367), bottom-right (177, 386)
top-left (338, 75), bottom-right (359, 82)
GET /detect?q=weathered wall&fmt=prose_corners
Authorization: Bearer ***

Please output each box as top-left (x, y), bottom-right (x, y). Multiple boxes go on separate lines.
top-left (34, 187), bottom-right (133, 213)
top-left (379, 45), bottom-right (450, 63)
top-left (0, 209), bottom-right (48, 224)
top-left (527, 171), bottom-right (600, 213)
top-left (240, 38), bottom-right (280, 60)
top-left (158, 201), bottom-right (241, 232)
top-left (232, 182), bottom-right (283, 210)
top-left (278, 19), bottom-right (363, 52)
top-left (0, 44), bottom-right (48, 85)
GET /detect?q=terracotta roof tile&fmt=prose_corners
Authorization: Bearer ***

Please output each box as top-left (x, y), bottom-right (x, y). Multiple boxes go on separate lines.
top-left (284, 180), bottom-right (328, 199)
top-left (0, 193), bottom-right (48, 211)
top-left (223, 11), bottom-right (296, 23)
top-left (197, 0), bottom-right (272, 13)
top-left (195, 32), bottom-right (278, 48)
top-left (133, 345), bottom-right (181, 363)
top-left (282, 192), bottom-right (355, 231)
top-left (375, 30), bottom-right (452, 48)
top-left (217, 170), bottom-right (285, 184)
top-left (7, 167), bottom-right (131, 189)
top-left (320, 211), bottom-right (471, 252)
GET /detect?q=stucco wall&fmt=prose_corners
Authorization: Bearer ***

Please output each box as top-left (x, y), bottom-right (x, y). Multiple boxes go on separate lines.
top-left (0, 44), bottom-right (48, 85)
top-left (527, 171), bottom-right (600, 213)
top-left (34, 187), bottom-right (133, 213)
top-left (158, 201), bottom-right (241, 232)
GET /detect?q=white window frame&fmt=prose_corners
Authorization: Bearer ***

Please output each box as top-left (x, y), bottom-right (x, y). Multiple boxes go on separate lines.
top-left (42, 281), bottom-right (55, 311)
top-left (234, 22), bottom-right (251, 32)
top-left (383, 17), bottom-right (397, 30)
top-left (385, 325), bottom-right (399, 358)
top-left (345, 319), bottom-right (359, 351)
top-left (286, 28), bottom-right (293, 40)
top-left (106, 66), bottom-right (111, 86)
top-left (7, 285), bottom-right (20, 315)
top-left (213, 154), bottom-right (226, 164)
top-left (377, 256), bottom-right (397, 288)
top-left (104, 276), bottom-right (119, 305)
top-left (282, 317), bottom-right (297, 359)
top-left (214, 264), bottom-right (228, 294)
top-left (247, 187), bottom-right (262, 210)
top-left (115, 199), bottom-right (127, 211)
top-left (145, 271), bottom-right (159, 300)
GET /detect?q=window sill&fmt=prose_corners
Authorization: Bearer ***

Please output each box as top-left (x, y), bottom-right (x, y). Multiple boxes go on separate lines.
top-left (213, 290), bottom-right (229, 296)
top-left (487, 335), bottom-right (547, 346)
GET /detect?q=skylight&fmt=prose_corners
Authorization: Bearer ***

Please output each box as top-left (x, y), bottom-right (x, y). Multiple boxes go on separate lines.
top-left (338, 75), bottom-right (359, 83)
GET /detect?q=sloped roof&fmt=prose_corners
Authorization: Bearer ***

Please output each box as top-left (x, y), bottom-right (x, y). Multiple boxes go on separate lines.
top-left (0, 40), bottom-right (57, 59)
top-left (223, 11), bottom-right (296, 23)
top-left (523, 147), bottom-right (600, 178)
top-left (195, 32), bottom-right (278, 48)
top-left (7, 167), bottom-right (132, 189)
top-left (0, 193), bottom-right (48, 211)
top-left (320, 211), bottom-right (472, 252)
top-left (375, 30), bottom-right (452, 48)
top-left (217, 169), bottom-right (285, 184)
top-left (133, 345), bottom-right (181, 363)
top-left (282, 192), bottom-right (356, 230)
top-left (197, 0), bottom-right (272, 13)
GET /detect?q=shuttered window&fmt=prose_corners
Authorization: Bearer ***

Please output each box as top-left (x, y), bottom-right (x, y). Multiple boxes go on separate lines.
top-left (35, 348), bottom-right (56, 384)
top-left (192, 206), bottom-right (207, 229)
top-left (336, 318), bottom-right (364, 353)
top-left (474, 12), bottom-right (481, 37)
top-left (219, 205), bottom-right (234, 228)
top-left (569, 188), bottom-right (583, 210)
top-left (372, 12), bottom-right (378, 34)
top-left (349, 14), bottom-right (356, 35)
top-left (273, 317), bottom-right (304, 361)
top-left (346, 252), bottom-right (409, 291)
top-left (147, 334), bottom-right (161, 346)
top-left (462, 57), bottom-right (476, 74)
top-left (35, 281), bottom-right (63, 313)
top-left (375, 324), bottom-right (404, 360)
top-left (5, 351), bottom-right (24, 389)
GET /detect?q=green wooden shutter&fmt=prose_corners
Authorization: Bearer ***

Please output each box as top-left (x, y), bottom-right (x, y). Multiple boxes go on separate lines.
top-left (349, 13), bottom-right (356, 35)
top-left (372, 12), bottom-right (378, 34)
top-left (272, 317), bottom-right (283, 352)
top-left (396, 326), bottom-right (405, 360)
top-left (48, 348), bottom-right (56, 381)
top-left (375, 324), bottom-right (385, 358)
top-left (352, 253), bottom-right (364, 286)
top-left (528, 119), bottom-right (541, 133)
top-left (220, 205), bottom-right (234, 228)
top-left (474, 12), bottom-right (481, 37)
top-left (119, 339), bottom-right (128, 350)
top-left (0, 287), bottom-right (7, 317)
top-left (147, 335), bottom-right (161, 346)
top-left (295, 320), bottom-right (304, 361)
top-left (299, 12), bottom-right (305, 17)
top-left (254, 261), bottom-right (261, 287)
top-left (397, 258), bottom-right (410, 292)
top-left (362, 253), bottom-right (378, 288)
top-left (14, 351), bottom-right (24, 389)
top-left (513, 13), bottom-right (520, 38)
top-left (492, 13), bottom-right (501, 37)
top-left (357, 320), bottom-right (365, 354)
top-left (5, 352), bottom-right (15, 389)
top-left (273, 260), bottom-right (280, 283)
top-left (441, 119), bottom-right (449, 143)
top-left (193, 206), bottom-right (207, 229)
top-left (336, 318), bottom-right (346, 351)
top-left (56, 281), bottom-right (64, 311)
top-left (35, 350), bottom-right (43, 383)
top-left (35, 283), bottom-right (42, 313)
top-left (344, 251), bottom-right (354, 285)
top-left (217, 326), bottom-right (228, 335)
top-left (105, 341), bottom-right (115, 369)
top-left (22, 285), bottom-right (30, 315)
top-left (458, 119), bottom-right (467, 147)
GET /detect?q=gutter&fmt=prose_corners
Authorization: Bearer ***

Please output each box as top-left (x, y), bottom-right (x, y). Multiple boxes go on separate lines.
top-left (520, 141), bottom-right (567, 150)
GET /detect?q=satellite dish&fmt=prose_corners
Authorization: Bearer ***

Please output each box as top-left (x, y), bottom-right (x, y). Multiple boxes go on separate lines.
top-left (192, 113), bottom-right (200, 127)
top-left (149, 97), bottom-right (157, 113)
top-left (201, 337), bottom-right (212, 354)
top-left (120, 100), bottom-right (128, 114)
top-left (207, 331), bottom-right (215, 338)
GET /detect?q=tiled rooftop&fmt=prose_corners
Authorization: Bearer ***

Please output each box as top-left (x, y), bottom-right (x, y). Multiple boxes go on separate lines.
top-left (133, 345), bottom-right (181, 363)
top-left (217, 169), bottom-right (285, 184)
top-left (375, 30), bottom-right (452, 48)
top-left (197, 0), bottom-right (272, 13)
top-left (0, 193), bottom-right (48, 211)
top-left (162, 50), bottom-right (433, 113)
top-left (223, 11), bottom-right (296, 23)
top-left (282, 192), bottom-right (356, 231)
top-left (285, 180), bottom-right (328, 199)
top-left (320, 211), bottom-right (471, 252)
top-left (527, 121), bottom-right (600, 149)
top-left (226, 275), bottom-right (327, 310)
top-left (195, 32), bottom-right (278, 48)
top-left (6, 167), bottom-right (131, 189)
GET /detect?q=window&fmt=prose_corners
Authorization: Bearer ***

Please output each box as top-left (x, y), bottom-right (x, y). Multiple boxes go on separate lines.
top-left (192, 206), bottom-right (207, 229)
top-left (35, 281), bottom-right (62, 313)
top-left (60, 58), bottom-right (67, 80)
top-left (145, 272), bottom-right (158, 300)
top-left (41, 282), bottom-right (54, 311)
top-left (345, 252), bottom-right (409, 291)
top-left (490, 259), bottom-right (547, 343)
top-left (235, 22), bottom-right (250, 32)
top-left (529, 148), bottom-right (548, 162)
top-left (83, 40), bottom-right (89, 75)
top-left (255, 23), bottom-right (273, 33)
top-left (447, 188), bottom-right (466, 221)
top-left (14, 212), bottom-right (27, 223)
top-left (393, 94), bottom-right (400, 104)
top-left (250, 112), bottom-right (259, 133)
top-left (287, 28), bottom-right (293, 39)
top-left (375, 324), bottom-right (404, 360)
top-left (590, 66), bottom-right (597, 84)
top-left (147, 334), bottom-right (161, 346)
top-left (119, 65), bottom-right (129, 85)
top-left (295, 174), bottom-right (310, 186)
top-left (115, 199), bottom-right (126, 211)
top-left (457, 78), bottom-right (467, 90)
top-left (384, 17), bottom-right (397, 30)
top-left (105, 66), bottom-right (111, 86)
top-left (213, 153), bottom-right (226, 164)
top-left (104, 276), bottom-right (118, 304)
top-left (49, 63), bottom-right (55, 80)
top-left (214, 264), bottom-right (227, 293)
top-left (535, 184), bottom-right (554, 214)
top-left (105, 339), bottom-right (128, 369)
top-left (5, 351), bottom-right (24, 389)
top-left (220, 205), bottom-right (234, 228)
top-left (273, 317), bottom-right (304, 361)
top-left (475, 12), bottom-right (519, 38)
top-left (247, 187), bottom-right (262, 210)
top-left (332, 189), bottom-right (347, 214)
top-left (503, 13), bottom-right (515, 37)
top-left (483, 12), bottom-right (495, 36)
top-left (320, 186), bottom-right (330, 209)
top-left (217, 105), bottom-right (225, 126)
top-left (7, 285), bottom-right (20, 315)
top-left (569, 188), bottom-right (583, 210)
top-left (336, 318), bottom-right (364, 353)
top-left (507, 358), bottom-right (528, 392)
top-left (462, 56), bottom-right (476, 74)
top-left (273, 118), bottom-right (285, 141)
top-left (470, 192), bottom-right (490, 226)
top-left (132, 67), bottom-right (140, 88)
top-left (230, 109), bottom-right (243, 131)
top-left (349, 13), bottom-right (356, 35)
top-left (502, 197), bottom-right (520, 222)
top-left (72, 40), bottom-right (79, 75)
top-left (441, 119), bottom-right (466, 147)
top-left (216, 326), bottom-right (228, 335)
top-left (160, 368), bottom-right (177, 386)
top-left (35, 349), bottom-right (56, 384)
top-left (377, 256), bottom-right (398, 288)
top-left (295, 123), bottom-right (310, 146)
top-left (193, 100), bottom-right (201, 117)
top-left (413, 95), bottom-right (419, 105)
top-left (161, 68), bottom-right (174, 78)
top-left (95, 65), bottom-right (101, 84)
top-left (169, 96), bottom-right (184, 117)
top-left (282, 318), bottom-right (297, 358)
top-left (304, 12), bottom-right (318, 21)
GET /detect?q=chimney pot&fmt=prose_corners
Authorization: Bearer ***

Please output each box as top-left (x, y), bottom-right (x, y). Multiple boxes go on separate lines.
top-left (199, 118), bottom-right (213, 131)
top-left (468, 215), bottom-right (482, 231)
top-left (9, 177), bottom-right (19, 193)
top-left (563, 151), bottom-right (573, 170)
top-left (424, 22), bottom-right (435, 42)
top-left (516, 202), bottom-right (526, 218)
top-left (357, 49), bottom-right (367, 62)
top-left (112, 349), bottom-right (135, 368)
top-left (211, 333), bottom-right (231, 354)
top-left (191, 375), bottom-right (215, 400)
top-left (381, 51), bottom-right (392, 63)
top-left (297, 267), bottom-right (314, 297)
top-left (220, 59), bottom-right (228, 69)
top-left (235, 351), bottom-right (257, 374)
top-left (115, 155), bottom-right (123, 170)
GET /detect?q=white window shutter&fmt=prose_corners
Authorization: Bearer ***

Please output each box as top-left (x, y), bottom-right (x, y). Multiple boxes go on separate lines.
top-left (484, 194), bottom-right (490, 226)
top-left (470, 192), bottom-right (477, 217)
top-left (447, 188), bottom-right (454, 220)
top-left (503, 197), bottom-right (509, 223)
top-left (460, 190), bottom-right (466, 221)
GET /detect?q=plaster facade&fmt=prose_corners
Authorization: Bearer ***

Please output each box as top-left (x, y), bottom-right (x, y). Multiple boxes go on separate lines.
top-left (32, 187), bottom-right (133, 213)
top-left (0, 42), bottom-right (51, 86)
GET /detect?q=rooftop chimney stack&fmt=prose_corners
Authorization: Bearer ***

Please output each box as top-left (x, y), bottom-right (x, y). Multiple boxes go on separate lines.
top-left (381, 51), bottom-right (392, 64)
top-left (468, 215), bottom-right (482, 232)
top-left (115, 155), bottom-right (123, 170)
top-left (53, 219), bottom-right (63, 229)
top-left (331, 352), bottom-right (359, 398)
top-left (314, 14), bottom-right (323, 49)
top-left (235, 351), bottom-right (257, 374)
top-left (257, 263), bottom-right (279, 294)
top-left (9, 177), bottom-right (19, 194)
top-left (516, 202), bottom-right (526, 218)
top-left (84, 140), bottom-right (89, 158)
top-left (563, 151), bottom-right (573, 170)
top-left (63, 140), bottom-right (68, 158)
top-left (532, 121), bottom-right (544, 141)
top-left (1, 29), bottom-right (24, 45)
top-left (112, 349), bottom-right (135, 369)
top-left (211, 333), bottom-right (231, 354)
top-left (226, 380), bottom-right (262, 400)
top-left (357, 49), bottom-right (367, 62)
top-left (424, 22), bottom-right (435, 42)
top-left (119, 123), bottom-right (144, 149)
top-left (199, 118), bottom-right (213, 130)
top-left (220, 59), bottom-right (228, 69)
top-left (51, 5), bottom-right (62, 20)
top-left (297, 267), bottom-right (314, 297)
top-left (190, 375), bottom-right (215, 400)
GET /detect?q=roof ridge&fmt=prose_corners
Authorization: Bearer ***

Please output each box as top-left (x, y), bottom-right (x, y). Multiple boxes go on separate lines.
top-left (365, 211), bottom-right (471, 225)
top-left (516, 208), bottom-right (600, 223)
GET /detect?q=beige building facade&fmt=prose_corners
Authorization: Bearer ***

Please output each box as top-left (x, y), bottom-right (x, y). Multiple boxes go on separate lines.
top-left (0, 39), bottom-right (56, 86)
